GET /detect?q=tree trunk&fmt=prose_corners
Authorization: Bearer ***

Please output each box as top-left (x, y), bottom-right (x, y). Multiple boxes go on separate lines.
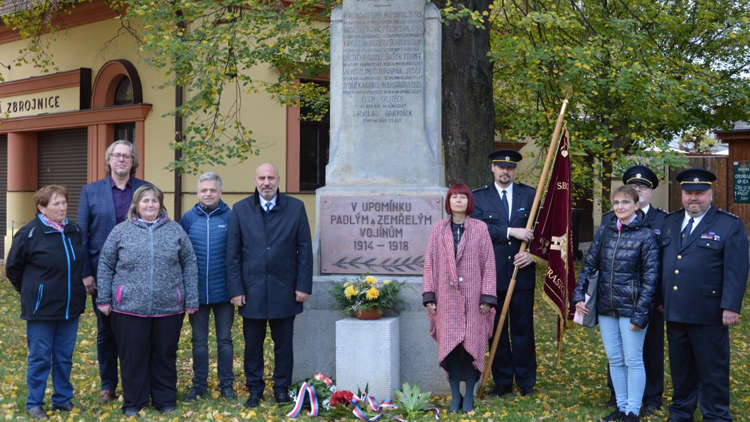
top-left (435, 0), bottom-right (495, 188)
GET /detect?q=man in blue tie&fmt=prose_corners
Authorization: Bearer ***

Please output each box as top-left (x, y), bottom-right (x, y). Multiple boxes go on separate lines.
top-left (661, 168), bottom-right (748, 422)
top-left (226, 163), bottom-right (313, 409)
top-left (471, 149), bottom-right (537, 397)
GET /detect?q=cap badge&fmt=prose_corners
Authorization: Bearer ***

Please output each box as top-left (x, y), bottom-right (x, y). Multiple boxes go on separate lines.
top-left (693, 177), bottom-right (699, 182)
top-left (636, 173), bottom-right (642, 178)
top-left (505, 156), bottom-right (510, 161)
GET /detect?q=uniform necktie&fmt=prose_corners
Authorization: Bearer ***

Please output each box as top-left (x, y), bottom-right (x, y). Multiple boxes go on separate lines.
top-left (265, 202), bottom-right (273, 214)
top-left (501, 190), bottom-right (510, 220)
top-left (681, 218), bottom-right (694, 246)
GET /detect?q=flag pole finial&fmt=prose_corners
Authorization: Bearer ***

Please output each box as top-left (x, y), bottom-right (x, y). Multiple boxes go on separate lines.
top-left (563, 86), bottom-right (573, 100)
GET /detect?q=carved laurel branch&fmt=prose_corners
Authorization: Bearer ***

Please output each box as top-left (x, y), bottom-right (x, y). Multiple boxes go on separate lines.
top-left (332, 256), bottom-right (425, 272)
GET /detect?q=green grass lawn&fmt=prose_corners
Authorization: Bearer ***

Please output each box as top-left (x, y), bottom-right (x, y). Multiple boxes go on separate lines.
top-left (0, 267), bottom-right (748, 421)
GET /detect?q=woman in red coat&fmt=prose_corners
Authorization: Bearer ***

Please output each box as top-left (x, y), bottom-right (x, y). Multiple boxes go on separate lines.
top-left (422, 184), bottom-right (497, 413)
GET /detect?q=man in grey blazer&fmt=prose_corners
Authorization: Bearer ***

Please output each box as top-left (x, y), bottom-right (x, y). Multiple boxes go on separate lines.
top-left (77, 140), bottom-right (150, 403)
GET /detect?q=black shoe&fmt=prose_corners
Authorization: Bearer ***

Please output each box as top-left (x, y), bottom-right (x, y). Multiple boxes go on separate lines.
top-left (27, 406), bottom-right (48, 419)
top-left (220, 386), bottom-right (237, 399)
top-left (623, 412), bottom-right (640, 422)
top-left (600, 410), bottom-right (625, 422)
top-left (52, 402), bottom-right (79, 411)
top-left (244, 392), bottom-right (262, 408)
top-left (184, 387), bottom-right (207, 401)
top-left (160, 407), bottom-right (176, 414)
top-left (123, 407), bottom-right (141, 418)
top-left (641, 402), bottom-right (661, 416)
top-left (487, 386), bottom-right (513, 397)
top-left (520, 387), bottom-right (535, 397)
top-left (275, 391), bottom-right (292, 403)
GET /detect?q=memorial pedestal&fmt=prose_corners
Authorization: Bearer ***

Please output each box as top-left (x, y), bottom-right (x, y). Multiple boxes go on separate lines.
top-left (335, 317), bottom-right (400, 400)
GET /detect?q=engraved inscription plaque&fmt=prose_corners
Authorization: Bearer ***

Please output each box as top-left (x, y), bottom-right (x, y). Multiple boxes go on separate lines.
top-left (320, 195), bottom-right (443, 275)
top-left (342, 0), bottom-right (424, 127)
top-left (326, 0), bottom-right (442, 187)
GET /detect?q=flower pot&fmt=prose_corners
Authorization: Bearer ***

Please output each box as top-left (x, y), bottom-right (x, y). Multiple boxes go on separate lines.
top-left (354, 309), bottom-right (382, 320)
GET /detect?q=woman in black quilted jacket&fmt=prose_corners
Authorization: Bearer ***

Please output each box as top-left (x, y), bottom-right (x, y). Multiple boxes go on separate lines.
top-left (573, 185), bottom-right (659, 422)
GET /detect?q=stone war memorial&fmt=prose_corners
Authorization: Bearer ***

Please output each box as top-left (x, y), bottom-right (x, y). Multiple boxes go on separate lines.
top-left (292, 0), bottom-right (450, 398)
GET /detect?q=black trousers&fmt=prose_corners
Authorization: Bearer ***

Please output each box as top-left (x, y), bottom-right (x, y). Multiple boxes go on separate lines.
top-left (111, 313), bottom-right (184, 412)
top-left (607, 310), bottom-right (664, 406)
top-left (491, 289), bottom-right (536, 389)
top-left (667, 321), bottom-right (731, 422)
top-left (92, 293), bottom-right (119, 391)
top-left (242, 316), bottom-right (295, 395)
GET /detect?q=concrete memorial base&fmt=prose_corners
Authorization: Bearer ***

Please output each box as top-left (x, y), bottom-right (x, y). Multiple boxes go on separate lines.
top-left (335, 317), bottom-right (400, 399)
top-left (293, 276), bottom-right (450, 394)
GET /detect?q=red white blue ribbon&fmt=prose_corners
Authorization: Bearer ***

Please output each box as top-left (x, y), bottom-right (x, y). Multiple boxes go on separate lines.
top-left (349, 394), bottom-right (397, 421)
top-left (287, 382), bottom-right (319, 418)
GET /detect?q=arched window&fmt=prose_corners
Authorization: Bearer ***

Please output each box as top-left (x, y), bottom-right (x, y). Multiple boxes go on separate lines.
top-left (114, 77), bottom-right (134, 106)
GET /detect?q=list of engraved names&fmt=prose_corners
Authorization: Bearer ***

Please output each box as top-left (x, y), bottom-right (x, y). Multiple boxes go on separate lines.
top-left (342, 8), bottom-right (424, 125)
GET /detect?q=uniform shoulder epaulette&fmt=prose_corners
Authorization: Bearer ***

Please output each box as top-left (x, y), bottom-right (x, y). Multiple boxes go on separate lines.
top-left (654, 207), bottom-right (668, 215)
top-left (717, 208), bottom-right (740, 219)
top-left (668, 208), bottom-right (684, 216)
top-left (473, 185), bottom-right (490, 192)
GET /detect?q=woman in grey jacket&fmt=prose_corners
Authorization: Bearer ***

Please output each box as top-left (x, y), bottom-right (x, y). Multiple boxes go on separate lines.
top-left (96, 185), bottom-right (198, 417)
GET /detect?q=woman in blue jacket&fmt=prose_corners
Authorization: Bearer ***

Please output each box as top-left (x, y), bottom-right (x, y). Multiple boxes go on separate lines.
top-left (573, 185), bottom-right (659, 422)
top-left (6, 185), bottom-right (86, 420)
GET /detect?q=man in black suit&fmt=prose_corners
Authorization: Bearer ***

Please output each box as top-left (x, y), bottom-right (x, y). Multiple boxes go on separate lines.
top-left (472, 149), bottom-right (537, 396)
top-left (77, 140), bottom-right (150, 403)
top-left (227, 163), bottom-right (313, 409)
top-left (601, 165), bottom-right (667, 415)
top-left (661, 168), bottom-right (748, 422)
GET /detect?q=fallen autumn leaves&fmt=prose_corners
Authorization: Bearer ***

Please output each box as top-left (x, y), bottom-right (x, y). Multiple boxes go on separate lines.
top-left (0, 266), bottom-right (748, 421)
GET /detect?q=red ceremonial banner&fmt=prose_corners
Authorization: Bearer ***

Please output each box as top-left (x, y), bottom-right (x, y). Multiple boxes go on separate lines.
top-left (528, 130), bottom-right (576, 350)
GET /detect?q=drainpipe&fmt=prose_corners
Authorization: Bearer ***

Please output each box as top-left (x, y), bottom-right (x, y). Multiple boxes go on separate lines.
top-left (174, 84), bottom-right (183, 221)
top-left (173, 5), bottom-right (185, 221)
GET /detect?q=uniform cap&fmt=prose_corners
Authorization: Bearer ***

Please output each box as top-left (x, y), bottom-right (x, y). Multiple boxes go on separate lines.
top-left (676, 168), bottom-right (716, 191)
top-left (488, 149), bottom-right (523, 168)
top-left (622, 165), bottom-right (658, 189)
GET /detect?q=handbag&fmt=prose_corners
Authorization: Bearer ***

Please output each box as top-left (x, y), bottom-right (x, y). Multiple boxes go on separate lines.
top-left (575, 227), bottom-right (609, 328)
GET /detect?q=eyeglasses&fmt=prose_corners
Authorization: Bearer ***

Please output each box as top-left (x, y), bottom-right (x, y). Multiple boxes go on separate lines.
top-left (111, 153), bottom-right (133, 161)
top-left (627, 184), bottom-right (651, 191)
top-left (612, 200), bottom-right (634, 207)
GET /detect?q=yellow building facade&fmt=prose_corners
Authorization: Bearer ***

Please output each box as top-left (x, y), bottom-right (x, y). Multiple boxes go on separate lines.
top-left (0, 1), bottom-right (319, 257)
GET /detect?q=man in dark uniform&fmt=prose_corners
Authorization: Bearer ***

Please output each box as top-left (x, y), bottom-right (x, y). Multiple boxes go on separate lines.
top-left (472, 149), bottom-right (537, 396)
top-left (661, 168), bottom-right (748, 422)
top-left (601, 165), bottom-right (667, 415)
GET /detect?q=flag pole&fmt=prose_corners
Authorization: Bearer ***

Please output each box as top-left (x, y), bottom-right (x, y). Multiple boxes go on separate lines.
top-left (478, 93), bottom-right (572, 398)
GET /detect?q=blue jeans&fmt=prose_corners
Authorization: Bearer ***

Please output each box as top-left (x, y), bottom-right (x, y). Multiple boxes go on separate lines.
top-left (599, 315), bottom-right (648, 415)
top-left (26, 318), bottom-right (80, 409)
top-left (188, 303), bottom-right (235, 390)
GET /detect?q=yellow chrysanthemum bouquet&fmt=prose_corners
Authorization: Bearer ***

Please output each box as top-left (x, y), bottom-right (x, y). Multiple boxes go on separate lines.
top-left (329, 274), bottom-right (405, 317)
